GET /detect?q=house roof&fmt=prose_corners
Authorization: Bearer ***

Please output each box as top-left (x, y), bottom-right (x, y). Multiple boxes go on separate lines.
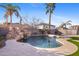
top-left (37, 23), bottom-right (55, 27)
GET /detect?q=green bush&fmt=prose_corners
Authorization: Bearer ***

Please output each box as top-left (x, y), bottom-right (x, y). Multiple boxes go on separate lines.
top-left (0, 35), bottom-right (5, 41)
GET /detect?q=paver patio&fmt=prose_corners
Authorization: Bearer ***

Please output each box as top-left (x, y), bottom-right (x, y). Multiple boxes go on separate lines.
top-left (0, 40), bottom-right (64, 56)
top-left (0, 38), bottom-right (77, 56)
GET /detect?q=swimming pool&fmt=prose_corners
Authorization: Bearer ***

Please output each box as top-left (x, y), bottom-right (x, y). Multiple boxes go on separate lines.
top-left (26, 36), bottom-right (61, 48)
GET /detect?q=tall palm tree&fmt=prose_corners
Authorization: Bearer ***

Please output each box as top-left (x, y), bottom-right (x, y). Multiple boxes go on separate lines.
top-left (4, 12), bottom-right (8, 25)
top-left (0, 4), bottom-right (21, 26)
top-left (46, 3), bottom-right (55, 31)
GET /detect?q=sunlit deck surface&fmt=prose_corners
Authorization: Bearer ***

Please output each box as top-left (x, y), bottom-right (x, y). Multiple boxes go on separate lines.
top-left (0, 40), bottom-right (64, 56)
top-left (0, 38), bottom-right (77, 56)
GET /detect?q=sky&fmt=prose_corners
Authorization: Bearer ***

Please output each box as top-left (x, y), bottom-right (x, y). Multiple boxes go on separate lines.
top-left (0, 3), bottom-right (79, 26)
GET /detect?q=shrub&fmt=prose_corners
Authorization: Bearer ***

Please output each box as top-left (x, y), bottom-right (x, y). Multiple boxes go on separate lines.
top-left (0, 35), bottom-right (5, 41)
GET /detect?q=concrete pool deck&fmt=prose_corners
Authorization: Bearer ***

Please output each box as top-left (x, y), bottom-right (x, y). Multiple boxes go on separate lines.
top-left (36, 38), bottom-right (78, 55)
top-left (0, 38), bottom-right (78, 56)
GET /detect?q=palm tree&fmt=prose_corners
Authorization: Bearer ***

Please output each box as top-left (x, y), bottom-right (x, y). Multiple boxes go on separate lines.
top-left (58, 20), bottom-right (72, 29)
top-left (4, 12), bottom-right (8, 26)
top-left (19, 15), bottom-right (22, 25)
top-left (0, 4), bottom-right (21, 26)
top-left (45, 3), bottom-right (55, 31)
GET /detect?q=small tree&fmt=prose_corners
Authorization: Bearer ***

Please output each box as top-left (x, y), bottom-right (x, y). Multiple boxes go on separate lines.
top-left (30, 17), bottom-right (43, 28)
top-left (58, 20), bottom-right (72, 29)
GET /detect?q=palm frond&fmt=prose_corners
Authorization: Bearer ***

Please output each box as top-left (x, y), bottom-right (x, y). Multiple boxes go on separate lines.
top-left (4, 13), bottom-right (8, 19)
top-left (14, 10), bottom-right (20, 17)
top-left (46, 10), bottom-right (49, 14)
top-left (14, 6), bottom-right (21, 10)
top-left (0, 5), bottom-right (6, 9)
top-left (45, 3), bottom-right (55, 14)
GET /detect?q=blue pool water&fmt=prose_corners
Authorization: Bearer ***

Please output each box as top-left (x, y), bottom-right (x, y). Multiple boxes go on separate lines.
top-left (26, 36), bottom-right (61, 48)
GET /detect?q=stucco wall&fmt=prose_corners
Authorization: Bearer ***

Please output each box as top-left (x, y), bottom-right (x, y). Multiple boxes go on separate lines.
top-left (58, 28), bottom-right (78, 35)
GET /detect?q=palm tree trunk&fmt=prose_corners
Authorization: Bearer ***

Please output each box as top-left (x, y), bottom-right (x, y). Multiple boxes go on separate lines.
top-left (6, 16), bottom-right (8, 26)
top-left (49, 10), bottom-right (51, 33)
top-left (20, 18), bottom-right (22, 25)
top-left (9, 10), bottom-right (12, 26)
top-left (10, 15), bottom-right (12, 25)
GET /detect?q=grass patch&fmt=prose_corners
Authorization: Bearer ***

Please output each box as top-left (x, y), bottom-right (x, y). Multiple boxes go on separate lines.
top-left (67, 38), bottom-right (79, 56)
top-left (70, 37), bottom-right (79, 40)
